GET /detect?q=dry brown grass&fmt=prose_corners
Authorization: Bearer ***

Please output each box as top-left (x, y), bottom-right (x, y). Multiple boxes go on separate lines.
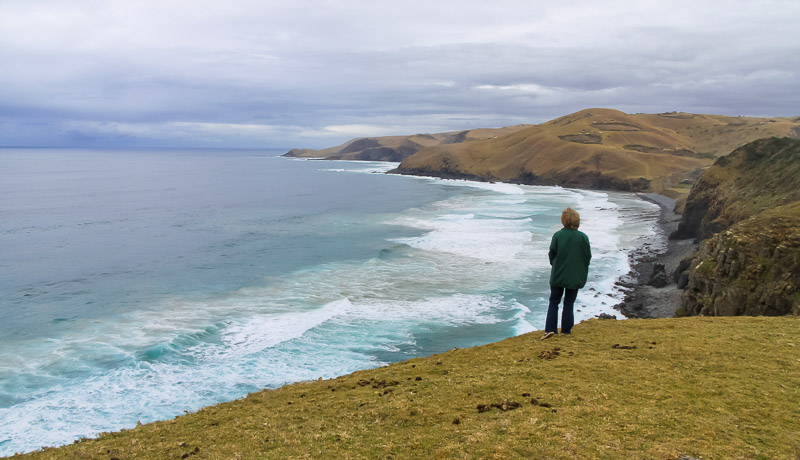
top-left (286, 125), bottom-right (534, 160)
top-left (286, 108), bottom-right (799, 198)
top-left (19, 316), bottom-right (800, 459)
top-left (636, 113), bottom-right (800, 156)
top-left (397, 108), bottom-right (799, 195)
top-left (400, 109), bottom-right (715, 193)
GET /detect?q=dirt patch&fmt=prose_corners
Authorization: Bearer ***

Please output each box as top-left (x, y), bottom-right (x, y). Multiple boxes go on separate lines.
top-left (357, 378), bottom-right (399, 389)
top-left (559, 133), bottom-right (602, 144)
top-left (477, 400), bottom-right (522, 413)
top-left (623, 145), bottom-right (701, 157)
top-left (624, 144), bottom-right (664, 154)
top-left (538, 348), bottom-right (561, 360)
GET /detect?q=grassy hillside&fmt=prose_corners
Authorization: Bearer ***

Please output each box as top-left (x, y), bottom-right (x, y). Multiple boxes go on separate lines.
top-left (397, 109), bottom-right (800, 196)
top-left (675, 137), bottom-right (800, 240)
top-left (636, 112), bottom-right (800, 156)
top-left (283, 108), bottom-right (799, 198)
top-left (283, 125), bottom-right (533, 162)
top-left (674, 138), bottom-right (800, 317)
top-left (19, 317), bottom-right (800, 459)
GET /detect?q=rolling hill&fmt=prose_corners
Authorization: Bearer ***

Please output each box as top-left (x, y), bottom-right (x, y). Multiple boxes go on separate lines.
top-left (285, 108), bottom-right (800, 198)
top-left (395, 109), bottom-right (800, 196)
top-left (283, 125), bottom-right (533, 162)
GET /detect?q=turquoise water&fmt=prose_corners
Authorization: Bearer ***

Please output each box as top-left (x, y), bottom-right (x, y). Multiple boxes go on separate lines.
top-left (0, 148), bottom-right (662, 454)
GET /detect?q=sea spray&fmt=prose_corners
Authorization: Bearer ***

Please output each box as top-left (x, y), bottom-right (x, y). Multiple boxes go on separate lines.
top-left (0, 150), bottom-right (662, 455)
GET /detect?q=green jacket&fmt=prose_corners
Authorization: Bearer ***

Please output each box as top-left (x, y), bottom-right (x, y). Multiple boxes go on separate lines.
top-left (548, 228), bottom-right (592, 290)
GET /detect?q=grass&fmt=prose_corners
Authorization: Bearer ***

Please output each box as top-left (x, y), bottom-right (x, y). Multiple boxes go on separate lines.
top-left (15, 316), bottom-right (800, 459)
top-left (291, 108), bottom-right (800, 195)
top-left (399, 108), bottom-right (719, 193)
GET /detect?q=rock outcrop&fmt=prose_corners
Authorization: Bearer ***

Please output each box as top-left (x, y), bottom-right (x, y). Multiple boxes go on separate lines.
top-left (677, 138), bottom-right (800, 316)
top-left (681, 203), bottom-right (800, 316)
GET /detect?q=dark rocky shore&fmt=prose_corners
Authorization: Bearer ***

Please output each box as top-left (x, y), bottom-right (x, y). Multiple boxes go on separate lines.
top-left (613, 193), bottom-right (697, 319)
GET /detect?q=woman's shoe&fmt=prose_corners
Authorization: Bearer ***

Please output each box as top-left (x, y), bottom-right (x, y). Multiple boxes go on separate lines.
top-left (540, 332), bottom-right (555, 340)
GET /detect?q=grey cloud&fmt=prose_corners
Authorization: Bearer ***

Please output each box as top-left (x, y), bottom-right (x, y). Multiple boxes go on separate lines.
top-left (0, 0), bottom-right (798, 148)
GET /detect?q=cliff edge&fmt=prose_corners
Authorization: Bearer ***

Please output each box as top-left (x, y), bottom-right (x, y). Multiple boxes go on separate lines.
top-left (676, 137), bottom-right (800, 316)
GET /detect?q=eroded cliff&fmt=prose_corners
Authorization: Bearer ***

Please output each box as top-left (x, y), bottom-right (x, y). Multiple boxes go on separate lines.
top-left (674, 137), bottom-right (800, 240)
top-left (677, 138), bottom-right (800, 316)
top-left (681, 202), bottom-right (800, 316)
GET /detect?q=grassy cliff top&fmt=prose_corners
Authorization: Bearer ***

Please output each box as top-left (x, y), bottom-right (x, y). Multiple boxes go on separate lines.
top-left (675, 137), bottom-right (800, 240)
top-left (20, 316), bottom-right (800, 459)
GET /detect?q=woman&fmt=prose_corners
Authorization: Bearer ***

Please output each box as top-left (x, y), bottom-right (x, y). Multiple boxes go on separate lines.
top-left (541, 207), bottom-right (591, 340)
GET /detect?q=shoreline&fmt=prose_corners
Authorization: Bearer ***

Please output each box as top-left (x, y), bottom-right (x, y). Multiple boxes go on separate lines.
top-left (382, 165), bottom-right (695, 320)
top-left (381, 165), bottom-right (694, 319)
top-left (613, 193), bottom-right (697, 319)
top-left (18, 316), bottom-right (800, 458)
top-left (9, 176), bottom-right (692, 455)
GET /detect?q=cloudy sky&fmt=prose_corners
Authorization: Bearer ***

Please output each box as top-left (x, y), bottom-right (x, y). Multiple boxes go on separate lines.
top-left (1, 0), bottom-right (798, 149)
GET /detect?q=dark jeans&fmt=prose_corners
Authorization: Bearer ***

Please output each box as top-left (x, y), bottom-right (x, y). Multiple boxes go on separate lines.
top-left (545, 285), bottom-right (578, 334)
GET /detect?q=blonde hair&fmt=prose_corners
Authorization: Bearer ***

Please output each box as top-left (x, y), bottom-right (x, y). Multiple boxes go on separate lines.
top-left (561, 207), bottom-right (580, 230)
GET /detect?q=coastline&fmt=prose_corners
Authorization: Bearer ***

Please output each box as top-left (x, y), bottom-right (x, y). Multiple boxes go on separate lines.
top-left (383, 166), bottom-right (694, 320)
top-left (9, 154), bottom-right (793, 457)
top-left (1, 157), bottom-right (693, 455)
top-left (384, 166), bottom-right (694, 320)
top-left (20, 316), bottom-right (800, 458)
top-left (614, 193), bottom-right (697, 319)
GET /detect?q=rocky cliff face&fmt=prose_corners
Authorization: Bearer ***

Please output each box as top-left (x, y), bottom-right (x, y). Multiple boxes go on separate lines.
top-left (394, 162), bottom-right (653, 192)
top-left (677, 138), bottom-right (800, 316)
top-left (681, 204), bottom-right (800, 316)
top-left (674, 137), bottom-right (800, 241)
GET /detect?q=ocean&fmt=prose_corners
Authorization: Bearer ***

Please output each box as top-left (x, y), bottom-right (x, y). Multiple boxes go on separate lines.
top-left (0, 148), bottom-right (663, 455)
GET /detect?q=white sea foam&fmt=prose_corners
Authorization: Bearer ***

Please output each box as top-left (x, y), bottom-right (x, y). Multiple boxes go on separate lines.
top-left (393, 174), bottom-right (529, 195)
top-left (511, 303), bottom-right (536, 335)
top-left (0, 168), bottom-right (665, 456)
top-left (491, 198), bottom-right (526, 205)
top-left (319, 161), bottom-right (399, 174)
top-left (393, 226), bottom-right (532, 263)
top-left (478, 211), bottom-right (532, 219)
top-left (345, 293), bottom-right (511, 326)
top-left (386, 194), bottom-right (539, 263)
top-left (439, 180), bottom-right (526, 195)
top-left (218, 298), bottom-right (351, 359)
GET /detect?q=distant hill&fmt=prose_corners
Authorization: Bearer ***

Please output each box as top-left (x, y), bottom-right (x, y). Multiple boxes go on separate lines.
top-left (394, 108), bottom-right (800, 196)
top-left (674, 137), bottom-right (800, 317)
top-left (283, 125), bottom-right (533, 162)
top-left (285, 108), bottom-right (800, 197)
